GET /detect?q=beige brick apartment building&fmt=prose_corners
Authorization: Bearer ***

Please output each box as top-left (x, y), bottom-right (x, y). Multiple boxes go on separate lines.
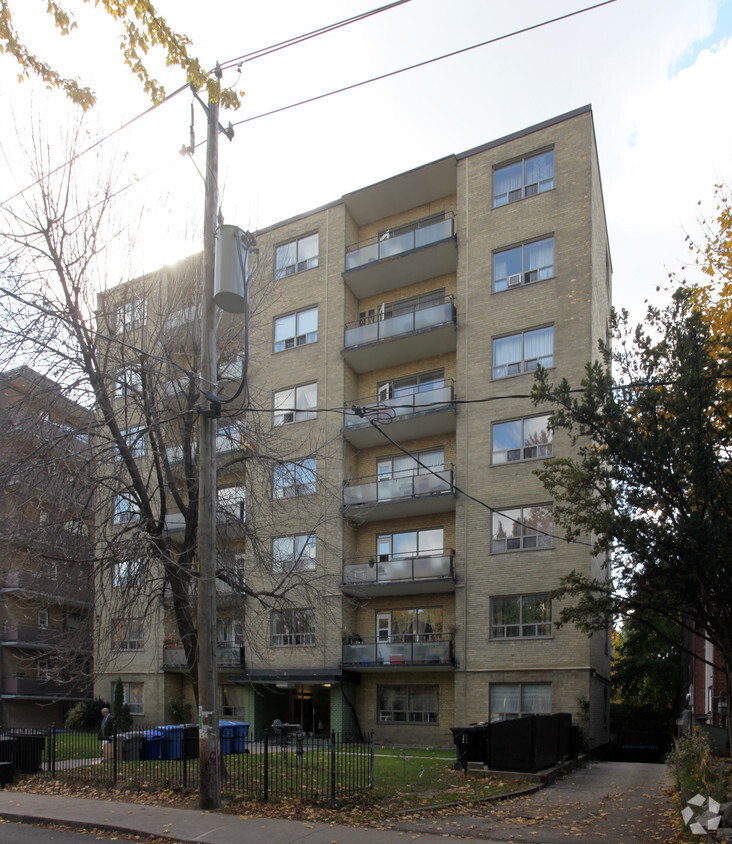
top-left (95, 105), bottom-right (611, 748)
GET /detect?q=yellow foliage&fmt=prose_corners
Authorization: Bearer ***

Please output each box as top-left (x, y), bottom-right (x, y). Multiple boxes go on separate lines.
top-left (0, 0), bottom-right (242, 110)
top-left (686, 186), bottom-right (732, 345)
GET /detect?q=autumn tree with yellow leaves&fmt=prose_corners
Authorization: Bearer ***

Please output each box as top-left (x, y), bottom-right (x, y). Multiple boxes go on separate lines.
top-left (0, 0), bottom-right (241, 109)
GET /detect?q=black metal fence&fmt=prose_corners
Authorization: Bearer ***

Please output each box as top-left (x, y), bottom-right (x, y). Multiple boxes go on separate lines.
top-left (0, 724), bottom-right (374, 806)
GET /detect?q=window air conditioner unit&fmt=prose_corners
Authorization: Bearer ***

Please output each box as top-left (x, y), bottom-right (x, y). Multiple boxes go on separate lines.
top-left (507, 274), bottom-right (522, 287)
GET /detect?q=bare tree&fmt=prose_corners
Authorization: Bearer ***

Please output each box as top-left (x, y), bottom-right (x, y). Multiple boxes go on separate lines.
top-left (0, 121), bottom-right (342, 707)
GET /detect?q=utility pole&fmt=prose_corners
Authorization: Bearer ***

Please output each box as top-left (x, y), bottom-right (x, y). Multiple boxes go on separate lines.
top-left (197, 68), bottom-right (226, 811)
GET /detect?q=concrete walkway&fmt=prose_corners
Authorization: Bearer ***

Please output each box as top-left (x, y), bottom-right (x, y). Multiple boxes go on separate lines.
top-left (0, 761), bottom-right (679, 843)
top-left (394, 761), bottom-right (678, 843)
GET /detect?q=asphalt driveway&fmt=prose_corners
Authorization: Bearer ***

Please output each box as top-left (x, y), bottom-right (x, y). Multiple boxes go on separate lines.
top-left (390, 761), bottom-right (679, 843)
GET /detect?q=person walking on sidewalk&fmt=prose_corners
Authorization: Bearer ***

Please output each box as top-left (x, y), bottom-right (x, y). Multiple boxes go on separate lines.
top-left (98, 707), bottom-right (115, 760)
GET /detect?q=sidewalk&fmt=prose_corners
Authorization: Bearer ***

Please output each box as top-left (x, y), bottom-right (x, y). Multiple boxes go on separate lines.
top-left (0, 789), bottom-right (439, 844)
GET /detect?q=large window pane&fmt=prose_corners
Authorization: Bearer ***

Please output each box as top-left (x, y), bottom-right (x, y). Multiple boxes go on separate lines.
top-left (523, 327), bottom-right (554, 371)
top-left (522, 415), bottom-right (553, 458)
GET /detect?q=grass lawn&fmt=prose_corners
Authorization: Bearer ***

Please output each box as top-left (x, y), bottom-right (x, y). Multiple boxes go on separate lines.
top-left (28, 740), bottom-right (530, 823)
top-left (45, 731), bottom-right (101, 762)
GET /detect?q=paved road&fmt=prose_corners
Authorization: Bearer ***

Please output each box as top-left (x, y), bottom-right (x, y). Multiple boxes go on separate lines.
top-left (0, 821), bottom-right (139, 843)
top-left (390, 761), bottom-right (678, 843)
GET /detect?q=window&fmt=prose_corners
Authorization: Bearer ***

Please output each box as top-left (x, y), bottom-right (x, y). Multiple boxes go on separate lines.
top-left (494, 150), bottom-right (554, 207)
top-left (492, 415), bottom-right (553, 464)
top-left (378, 684), bottom-right (438, 723)
top-left (273, 383), bottom-right (317, 426)
top-left (118, 426), bottom-right (145, 458)
top-left (493, 237), bottom-right (554, 292)
top-left (377, 607), bottom-right (443, 642)
top-left (270, 608), bottom-right (315, 646)
top-left (112, 618), bottom-right (144, 650)
top-left (490, 683), bottom-right (551, 721)
top-left (491, 594), bottom-right (552, 639)
top-left (378, 370), bottom-right (444, 401)
top-left (217, 551), bottom-right (247, 589)
top-left (115, 298), bottom-right (145, 333)
top-left (491, 505), bottom-right (553, 552)
top-left (377, 449), bottom-right (444, 479)
top-left (493, 327), bottom-right (553, 378)
top-left (37, 610), bottom-right (49, 628)
top-left (115, 366), bottom-right (142, 399)
top-left (218, 485), bottom-right (246, 521)
top-left (274, 307), bottom-right (318, 352)
top-left (216, 618), bottom-right (244, 645)
top-left (272, 533), bottom-right (316, 572)
top-left (113, 558), bottom-right (143, 588)
top-left (377, 528), bottom-right (444, 561)
top-left (111, 681), bottom-right (144, 715)
top-left (216, 424), bottom-right (248, 454)
top-left (113, 493), bottom-right (140, 524)
top-left (275, 233), bottom-right (319, 279)
top-left (359, 290), bottom-right (446, 326)
top-left (274, 458), bottom-right (316, 498)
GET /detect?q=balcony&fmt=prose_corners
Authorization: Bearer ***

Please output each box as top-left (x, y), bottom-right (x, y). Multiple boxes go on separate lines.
top-left (2, 675), bottom-right (91, 699)
top-left (1, 623), bottom-right (92, 651)
top-left (343, 296), bottom-right (456, 374)
top-left (1, 570), bottom-right (92, 606)
top-left (342, 633), bottom-right (455, 669)
top-left (343, 212), bottom-right (457, 299)
top-left (162, 642), bottom-right (245, 670)
top-left (342, 467), bottom-right (455, 522)
top-left (342, 551), bottom-right (455, 597)
top-left (343, 381), bottom-right (456, 448)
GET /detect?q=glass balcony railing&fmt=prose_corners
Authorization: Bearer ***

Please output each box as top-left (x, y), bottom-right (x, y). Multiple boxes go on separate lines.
top-left (343, 467), bottom-right (453, 507)
top-left (342, 551), bottom-right (454, 587)
top-left (344, 381), bottom-right (454, 429)
top-left (342, 633), bottom-right (455, 667)
top-left (0, 622), bottom-right (91, 650)
top-left (344, 297), bottom-right (455, 350)
top-left (2, 676), bottom-right (91, 698)
top-left (345, 213), bottom-right (455, 272)
top-left (162, 642), bottom-right (244, 669)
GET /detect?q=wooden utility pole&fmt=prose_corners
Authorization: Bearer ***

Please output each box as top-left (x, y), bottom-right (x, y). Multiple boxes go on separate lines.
top-left (198, 73), bottom-right (221, 811)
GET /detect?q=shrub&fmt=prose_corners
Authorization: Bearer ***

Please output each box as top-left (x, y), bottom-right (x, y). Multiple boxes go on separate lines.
top-left (64, 698), bottom-right (108, 730)
top-left (667, 728), bottom-right (729, 803)
top-left (169, 696), bottom-right (192, 724)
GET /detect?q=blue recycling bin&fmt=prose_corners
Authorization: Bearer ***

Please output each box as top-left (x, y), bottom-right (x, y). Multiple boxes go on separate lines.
top-left (230, 722), bottom-right (249, 753)
top-left (219, 721), bottom-right (235, 755)
top-left (142, 730), bottom-right (163, 760)
top-left (158, 725), bottom-right (184, 760)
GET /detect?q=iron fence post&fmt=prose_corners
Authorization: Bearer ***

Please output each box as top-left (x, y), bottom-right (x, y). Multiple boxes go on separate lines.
top-left (330, 730), bottom-right (337, 809)
top-left (49, 723), bottom-right (56, 779)
top-left (263, 731), bottom-right (269, 802)
top-left (112, 722), bottom-right (117, 786)
top-left (370, 730), bottom-right (375, 789)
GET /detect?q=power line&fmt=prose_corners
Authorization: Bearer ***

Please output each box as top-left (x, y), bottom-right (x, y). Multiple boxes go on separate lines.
top-left (0, 83), bottom-right (191, 209)
top-left (0, 0), bottom-right (414, 209)
top-left (360, 414), bottom-right (592, 548)
top-left (218, 0), bottom-right (414, 69)
top-left (231, 0), bottom-right (618, 128)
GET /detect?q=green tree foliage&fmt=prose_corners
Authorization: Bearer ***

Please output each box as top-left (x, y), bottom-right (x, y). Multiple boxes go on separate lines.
top-left (532, 288), bottom-right (732, 748)
top-left (111, 676), bottom-right (131, 731)
top-left (612, 616), bottom-right (681, 714)
top-left (0, 0), bottom-right (241, 110)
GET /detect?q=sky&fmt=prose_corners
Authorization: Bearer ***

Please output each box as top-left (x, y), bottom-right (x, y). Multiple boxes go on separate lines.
top-left (1, 0), bottom-right (732, 321)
